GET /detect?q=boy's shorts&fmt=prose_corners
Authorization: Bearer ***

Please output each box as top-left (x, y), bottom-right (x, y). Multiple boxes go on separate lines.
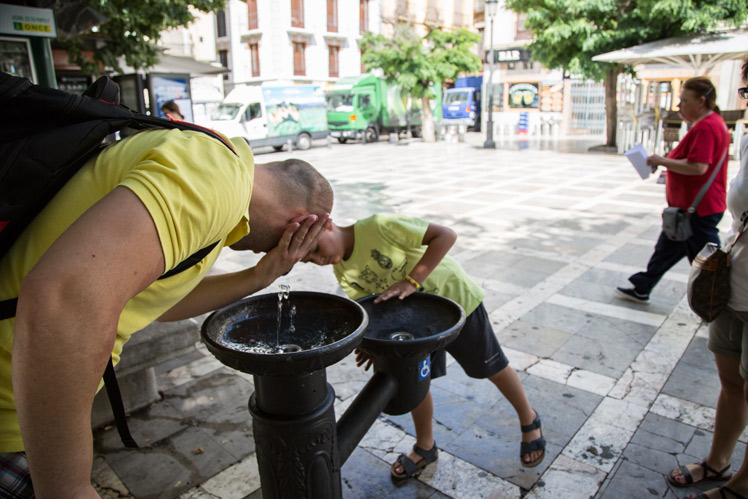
top-left (707, 307), bottom-right (748, 381)
top-left (430, 302), bottom-right (509, 380)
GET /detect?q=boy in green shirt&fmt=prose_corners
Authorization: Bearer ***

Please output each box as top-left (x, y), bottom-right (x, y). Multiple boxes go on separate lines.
top-left (302, 213), bottom-right (545, 478)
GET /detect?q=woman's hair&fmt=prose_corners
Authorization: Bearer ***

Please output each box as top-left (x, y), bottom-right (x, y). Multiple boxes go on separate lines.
top-left (742, 58), bottom-right (748, 83)
top-left (682, 77), bottom-right (720, 114)
top-left (161, 100), bottom-right (182, 116)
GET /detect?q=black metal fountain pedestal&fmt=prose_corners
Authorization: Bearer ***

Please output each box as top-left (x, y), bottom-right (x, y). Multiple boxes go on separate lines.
top-left (201, 291), bottom-right (465, 499)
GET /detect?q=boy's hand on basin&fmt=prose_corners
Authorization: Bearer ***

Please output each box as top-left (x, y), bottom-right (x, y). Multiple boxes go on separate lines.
top-left (354, 348), bottom-right (373, 371)
top-left (374, 281), bottom-right (417, 303)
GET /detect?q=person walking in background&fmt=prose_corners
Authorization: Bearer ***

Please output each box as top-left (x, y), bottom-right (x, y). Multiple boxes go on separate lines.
top-left (667, 59), bottom-right (748, 499)
top-left (302, 213), bottom-right (545, 479)
top-left (616, 77), bottom-right (730, 303)
top-left (161, 100), bottom-right (185, 121)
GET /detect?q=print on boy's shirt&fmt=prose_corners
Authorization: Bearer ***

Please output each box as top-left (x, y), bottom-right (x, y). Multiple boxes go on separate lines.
top-left (391, 259), bottom-right (407, 281)
top-left (370, 248), bottom-right (392, 269)
top-left (349, 247), bottom-right (441, 295)
top-left (359, 265), bottom-right (379, 286)
top-left (356, 265), bottom-right (391, 292)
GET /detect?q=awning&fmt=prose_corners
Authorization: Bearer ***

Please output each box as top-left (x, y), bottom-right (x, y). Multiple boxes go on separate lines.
top-left (115, 53), bottom-right (228, 76)
top-left (592, 29), bottom-right (748, 73)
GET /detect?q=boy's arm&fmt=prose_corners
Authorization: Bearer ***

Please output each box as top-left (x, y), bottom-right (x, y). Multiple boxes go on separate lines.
top-left (159, 214), bottom-right (329, 321)
top-left (374, 222), bottom-right (456, 303)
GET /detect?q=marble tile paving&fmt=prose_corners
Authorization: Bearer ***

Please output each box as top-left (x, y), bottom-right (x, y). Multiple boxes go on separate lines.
top-left (92, 134), bottom-right (746, 498)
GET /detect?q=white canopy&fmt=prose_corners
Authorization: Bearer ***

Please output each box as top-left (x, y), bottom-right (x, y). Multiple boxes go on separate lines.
top-left (115, 53), bottom-right (228, 76)
top-left (592, 29), bottom-right (748, 73)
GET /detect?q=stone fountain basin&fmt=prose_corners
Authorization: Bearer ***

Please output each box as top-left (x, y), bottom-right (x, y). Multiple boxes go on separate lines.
top-left (357, 293), bottom-right (465, 359)
top-left (201, 291), bottom-right (368, 376)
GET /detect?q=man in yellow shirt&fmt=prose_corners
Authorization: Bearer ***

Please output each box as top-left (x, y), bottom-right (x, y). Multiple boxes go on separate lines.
top-left (0, 128), bottom-right (333, 498)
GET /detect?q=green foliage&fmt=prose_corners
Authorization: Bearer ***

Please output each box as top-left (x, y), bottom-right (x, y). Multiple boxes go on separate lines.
top-left (58, 0), bottom-right (226, 75)
top-left (360, 25), bottom-right (482, 99)
top-left (505, 0), bottom-right (748, 81)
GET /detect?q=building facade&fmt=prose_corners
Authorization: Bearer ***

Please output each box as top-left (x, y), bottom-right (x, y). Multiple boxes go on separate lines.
top-left (212, 0), bottom-right (382, 90)
top-left (478, 0), bottom-right (604, 136)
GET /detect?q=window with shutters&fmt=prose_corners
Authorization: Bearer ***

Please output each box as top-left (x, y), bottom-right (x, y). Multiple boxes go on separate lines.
top-left (329, 45), bottom-right (339, 78)
top-left (327, 0), bottom-right (338, 32)
top-left (248, 0), bottom-right (258, 30)
top-left (359, 0), bottom-right (369, 33)
top-left (292, 0), bottom-right (304, 28)
top-left (216, 10), bottom-right (227, 37)
top-left (293, 42), bottom-right (306, 76)
top-left (250, 43), bottom-right (260, 77)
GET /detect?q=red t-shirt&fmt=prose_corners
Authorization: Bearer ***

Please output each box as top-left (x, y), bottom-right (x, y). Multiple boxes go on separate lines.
top-left (666, 111), bottom-right (729, 216)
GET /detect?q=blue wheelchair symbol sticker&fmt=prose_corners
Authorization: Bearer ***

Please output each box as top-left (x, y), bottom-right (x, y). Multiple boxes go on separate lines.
top-left (418, 358), bottom-right (431, 380)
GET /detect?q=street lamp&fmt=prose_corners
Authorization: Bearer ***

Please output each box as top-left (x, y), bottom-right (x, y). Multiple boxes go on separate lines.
top-left (483, 0), bottom-right (498, 149)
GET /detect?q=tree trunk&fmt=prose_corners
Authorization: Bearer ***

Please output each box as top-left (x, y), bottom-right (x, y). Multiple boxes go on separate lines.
top-left (604, 69), bottom-right (620, 148)
top-left (421, 95), bottom-right (435, 142)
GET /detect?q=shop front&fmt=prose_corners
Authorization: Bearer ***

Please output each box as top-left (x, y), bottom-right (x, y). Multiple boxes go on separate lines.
top-left (0, 3), bottom-right (57, 86)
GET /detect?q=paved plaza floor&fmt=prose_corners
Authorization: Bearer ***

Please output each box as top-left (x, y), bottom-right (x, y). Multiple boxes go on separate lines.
top-left (91, 133), bottom-right (744, 498)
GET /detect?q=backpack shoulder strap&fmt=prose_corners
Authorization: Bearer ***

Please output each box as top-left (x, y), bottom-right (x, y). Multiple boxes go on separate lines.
top-left (158, 241), bottom-right (220, 280)
top-left (83, 76), bottom-right (120, 104)
top-left (103, 358), bottom-right (139, 448)
top-left (130, 115), bottom-right (237, 156)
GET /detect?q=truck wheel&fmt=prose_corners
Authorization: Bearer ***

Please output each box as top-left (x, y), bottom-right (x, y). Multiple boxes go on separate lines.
top-left (272, 145), bottom-right (283, 152)
top-left (363, 126), bottom-right (379, 144)
top-left (337, 138), bottom-right (348, 144)
top-left (296, 133), bottom-right (312, 150)
top-left (410, 128), bottom-right (421, 138)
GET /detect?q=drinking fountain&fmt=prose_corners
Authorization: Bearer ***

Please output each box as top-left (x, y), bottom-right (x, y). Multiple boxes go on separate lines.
top-left (201, 291), bottom-right (465, 498)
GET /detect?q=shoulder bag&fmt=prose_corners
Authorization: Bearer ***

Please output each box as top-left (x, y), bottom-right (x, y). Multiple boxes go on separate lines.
top-left (687, 212), bottom-right (748, 322)
top-left (662, 149), bottom-right (728, 242)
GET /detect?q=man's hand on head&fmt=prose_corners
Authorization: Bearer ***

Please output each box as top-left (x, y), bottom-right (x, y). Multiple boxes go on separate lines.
top-left (253, 213), bottom-right (330, 285)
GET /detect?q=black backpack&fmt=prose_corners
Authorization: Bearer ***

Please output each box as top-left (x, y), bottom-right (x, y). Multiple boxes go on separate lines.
top-left (0, 72), bottom-right (234, 447)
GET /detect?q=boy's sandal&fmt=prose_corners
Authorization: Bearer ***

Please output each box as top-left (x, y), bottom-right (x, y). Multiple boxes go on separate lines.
top-left (520, 410), bottom-right (546, 468)
top-left (667, 460), bottom-right (732, 488)
top-left (390, 442), bottom-right (438, 480)
top-left (692, 485), bottom-right (748, 499)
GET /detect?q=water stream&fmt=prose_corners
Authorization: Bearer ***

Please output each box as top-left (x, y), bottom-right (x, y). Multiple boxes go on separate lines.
top-left (276, 284), bottom-right (290, 352)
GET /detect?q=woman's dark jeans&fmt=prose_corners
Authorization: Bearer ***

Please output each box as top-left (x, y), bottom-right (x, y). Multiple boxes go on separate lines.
top-left (629, 212), bottom-right (723, 295)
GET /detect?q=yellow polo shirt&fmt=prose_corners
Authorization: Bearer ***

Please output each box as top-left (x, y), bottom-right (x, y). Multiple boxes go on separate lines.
top-left (0, 129), bottom-right (254, 452)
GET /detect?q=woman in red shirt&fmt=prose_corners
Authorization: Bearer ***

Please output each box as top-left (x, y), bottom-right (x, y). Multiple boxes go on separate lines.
top-left (617, 77), bottom-right (730, 303)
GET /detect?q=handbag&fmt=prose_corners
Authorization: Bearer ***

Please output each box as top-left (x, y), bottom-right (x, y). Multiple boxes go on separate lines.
top-left (662, 149), bottom-right (728, 242)
top-left (687, 212), bottom-right (748, 322)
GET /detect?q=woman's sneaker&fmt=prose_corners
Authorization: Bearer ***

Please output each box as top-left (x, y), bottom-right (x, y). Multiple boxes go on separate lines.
top-left (616, 287), bottom-right (650, 303)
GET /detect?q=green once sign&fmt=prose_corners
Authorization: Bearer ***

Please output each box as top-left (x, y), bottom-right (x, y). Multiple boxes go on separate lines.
top-left (0, 5), bottom-right (57, 38)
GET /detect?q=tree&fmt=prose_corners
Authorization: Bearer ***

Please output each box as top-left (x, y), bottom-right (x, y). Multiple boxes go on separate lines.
top-left (56, 0), bottom-right (226, 75)
top-left (504, 0), bottom-right (748, 148)
top-left (360, 25), bottom-right (482, 142)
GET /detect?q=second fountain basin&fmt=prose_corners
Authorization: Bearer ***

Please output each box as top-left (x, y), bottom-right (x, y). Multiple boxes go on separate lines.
top-left (357, 293), bottom-right (465, 359)
top-left (356, 293), bottom-right (465, 415)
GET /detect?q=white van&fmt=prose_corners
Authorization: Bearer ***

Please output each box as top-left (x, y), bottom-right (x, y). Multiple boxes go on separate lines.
top-left (206, 84), bottom-right (329, 150)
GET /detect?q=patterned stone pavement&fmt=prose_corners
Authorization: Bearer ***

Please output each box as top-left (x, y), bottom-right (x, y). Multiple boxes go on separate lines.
top-left (91, 133), bottom-right (744, 498)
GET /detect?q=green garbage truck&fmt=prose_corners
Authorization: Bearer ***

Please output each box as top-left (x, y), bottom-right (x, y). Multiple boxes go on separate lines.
top-left (325, 73), bottom-right (441, 144)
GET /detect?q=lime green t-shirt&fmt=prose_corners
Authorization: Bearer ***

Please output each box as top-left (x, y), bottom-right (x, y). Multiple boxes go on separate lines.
top-left (333, 214), bottom-right (484, 314)
top-left (0, 129), bottom-right (254, 452)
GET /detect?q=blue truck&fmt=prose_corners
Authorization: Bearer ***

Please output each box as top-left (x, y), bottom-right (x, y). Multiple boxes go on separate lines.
top-left (442, 76), bottom-right (482, 131)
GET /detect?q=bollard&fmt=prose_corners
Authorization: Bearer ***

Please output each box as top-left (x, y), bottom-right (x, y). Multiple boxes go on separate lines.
top-left (286, 139), bottom-right (293, 152)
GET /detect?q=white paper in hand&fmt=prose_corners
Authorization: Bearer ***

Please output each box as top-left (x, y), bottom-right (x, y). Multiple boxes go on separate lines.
top-left (624, 143), bottom-right (650, 179)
